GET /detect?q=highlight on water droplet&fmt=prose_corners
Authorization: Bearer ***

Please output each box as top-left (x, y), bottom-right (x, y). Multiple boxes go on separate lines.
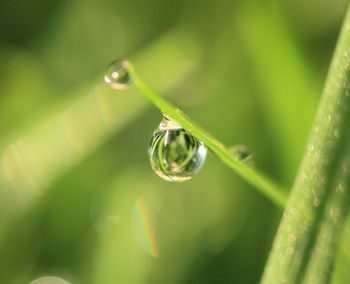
top-left (132, 196), bottom-right (160, 258)
top-left (30, 276), bottom-right (70, 284)
top-left (228, 145), bottom-right (254, 166)
top-left (104, 60), bottom-right (133, 90)
top-left (148, 116), bottom-right (207, 182)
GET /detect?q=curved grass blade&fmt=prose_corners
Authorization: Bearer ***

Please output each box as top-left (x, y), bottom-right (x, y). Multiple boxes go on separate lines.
top-left (128, 63), bottom-right (287, 208)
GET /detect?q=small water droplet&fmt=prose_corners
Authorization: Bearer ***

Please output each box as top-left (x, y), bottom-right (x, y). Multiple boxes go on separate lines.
top-left (148, 116), bottom-right (207, 182)
top-left (336, 184), bottom-right (345, 193)
top-left (104, 60), bottom-right (132, 90)
top-left (313, 197), bottom-right (320, 207)
top-left (30, 276), bottom-right (70, 284)
top-left (334, 128), bottom-right (341, 138)
top-left (228, 145), bottom-right (254, 165)
top-left (307, 144), bottom-right (314, 153)
top-left (342, 162), bottom-right (350, 173)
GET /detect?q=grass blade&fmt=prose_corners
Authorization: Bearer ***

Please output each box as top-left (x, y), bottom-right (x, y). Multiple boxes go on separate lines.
top-left (261, 4), bottom-right (350, 283)
top-left (128, 64), bottom-right (287, 208)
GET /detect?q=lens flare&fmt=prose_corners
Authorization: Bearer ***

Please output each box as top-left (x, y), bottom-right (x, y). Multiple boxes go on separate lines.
top-left (132, 197), bottom-right (159, 258)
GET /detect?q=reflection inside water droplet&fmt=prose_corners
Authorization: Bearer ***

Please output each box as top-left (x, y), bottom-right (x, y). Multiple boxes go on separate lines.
top-left (148, 116), bottom-right (207, 182)
top-left (30, 276), bottom-right (70, 284)
top-left (104, 60), bottom-right (133, 90)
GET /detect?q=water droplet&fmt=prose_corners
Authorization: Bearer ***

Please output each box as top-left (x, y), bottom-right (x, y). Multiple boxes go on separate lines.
top-left (148, 116), bottom-right (207, 182)
top-left (30, 276), bottom-right (70, 284)
top-left (336, 184), bottom-right (345, 193)
top-left (334, 128), bottom-right (341, 138)
top-left (228, 145), bottom-right (254, 165)
top-left (104, 60), bottom-right (132, 90)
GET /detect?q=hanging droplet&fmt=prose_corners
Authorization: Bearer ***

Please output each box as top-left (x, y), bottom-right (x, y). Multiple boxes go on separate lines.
top-left (148, 116), bottom-right (207, 182)
top-left (228, 145), bottom-right (254, 166)
top-left (104, 60), bottom-right (133, 90)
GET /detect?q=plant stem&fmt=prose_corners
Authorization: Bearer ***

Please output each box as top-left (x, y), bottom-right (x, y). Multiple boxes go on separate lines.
top-left (261, 5), bottom-right (350, 284)
top-left (127, 63), bottom-right (287, 208)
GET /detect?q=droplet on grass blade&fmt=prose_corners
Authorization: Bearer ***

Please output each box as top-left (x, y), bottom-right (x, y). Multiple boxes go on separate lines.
top-left (104, 60), bottom-right (133, 90)
top-left (228, 145), bottom-right (254, 166)
top-left (30, 276), bottom-right (70, 284)
top-left (148, 116), bottom-right (207, 182)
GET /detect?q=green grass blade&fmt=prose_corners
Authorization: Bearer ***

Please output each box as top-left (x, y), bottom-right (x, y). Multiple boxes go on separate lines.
top-left (0, 30), bottom-right (201, 212)
top-left (128, 64), bottom-right (287, 208)
top-left (236, 1), bottom-right (318, 183)
top-left (261, 4), bottom-right (350, 283)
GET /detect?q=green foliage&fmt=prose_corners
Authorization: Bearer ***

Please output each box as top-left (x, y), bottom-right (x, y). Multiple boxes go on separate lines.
top-left (0, 0), bottom-right (349, 283)
top-left (262, 5), bottom-right (350, 284)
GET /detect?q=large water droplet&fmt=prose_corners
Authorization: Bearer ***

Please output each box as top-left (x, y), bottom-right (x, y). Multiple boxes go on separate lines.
top-left (104, 60), bottom-right (133, 90)
top-left (148, 116), bottom-right (207, 182)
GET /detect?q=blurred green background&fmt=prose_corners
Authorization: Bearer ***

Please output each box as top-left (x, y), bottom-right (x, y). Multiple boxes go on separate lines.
top-left (0, 0), bottom-right (349, 283)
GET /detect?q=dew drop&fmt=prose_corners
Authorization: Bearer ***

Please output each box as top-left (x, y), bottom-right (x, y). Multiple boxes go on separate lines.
top-left (313, 197), bottom-right (320, 207)
top-left (104, 60), bottom-right (133, 90)
top-left (148, 116), bottom-right (207, 182)
top-left (30, 276), bottom-right (70, 284)
top-left (228, 145), bottom-right (254, 165)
